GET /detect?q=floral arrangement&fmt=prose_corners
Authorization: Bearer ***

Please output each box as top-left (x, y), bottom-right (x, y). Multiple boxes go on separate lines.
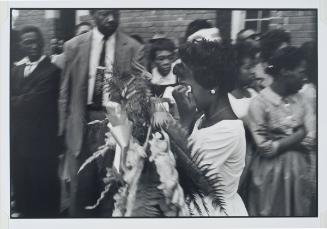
top-left (78, 66), bottom-right (226, 217)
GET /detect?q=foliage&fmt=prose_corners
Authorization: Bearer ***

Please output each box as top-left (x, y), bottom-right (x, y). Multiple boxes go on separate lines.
top-left (163, 118), bottom-right (227, 215)
top-left (79, 64), bottom-right (227, 216)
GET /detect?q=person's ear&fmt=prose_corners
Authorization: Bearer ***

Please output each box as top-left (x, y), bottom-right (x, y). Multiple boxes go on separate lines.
top-left (280, 68), bottom-right (289, 77)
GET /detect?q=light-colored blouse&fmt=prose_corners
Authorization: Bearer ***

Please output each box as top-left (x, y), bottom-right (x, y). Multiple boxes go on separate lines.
top-left (187, 118), bottom-right (248, 216)
top-left (228, 88), bottom-right (258, 121)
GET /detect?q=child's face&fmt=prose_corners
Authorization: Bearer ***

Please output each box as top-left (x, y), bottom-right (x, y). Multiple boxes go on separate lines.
top-left (239, 57), bottom-right (256, 86)
top-left (154, 50), bottom-right (174, 76)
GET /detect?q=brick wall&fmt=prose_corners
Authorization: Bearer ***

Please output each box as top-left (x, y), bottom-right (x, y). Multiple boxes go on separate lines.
top-left (13, 10), bottom-right (57, 55)
top-left (79, 10), bottom-right (217, 45)
top-left (78, 9), bottom-right (317, 46)
top-left (120, 10), bottom-right (217, 45)
top-left (270, 10), bottom-right (317, 46)
top-left (13, 9), bottom-right (317, 54)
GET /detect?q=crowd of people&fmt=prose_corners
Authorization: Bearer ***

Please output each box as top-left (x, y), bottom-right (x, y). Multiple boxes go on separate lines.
top-left (10, 9), bottom-right (317, 218)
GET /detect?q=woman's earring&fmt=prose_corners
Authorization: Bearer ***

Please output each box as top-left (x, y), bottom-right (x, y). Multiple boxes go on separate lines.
top-left (186, 85), bottom-right (192, 93)
top-left (210, 89), bottom-right (216, 95)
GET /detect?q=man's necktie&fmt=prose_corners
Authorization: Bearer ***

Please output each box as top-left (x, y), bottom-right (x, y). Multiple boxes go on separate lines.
top-left (92, 36), bottom-right (108, 109)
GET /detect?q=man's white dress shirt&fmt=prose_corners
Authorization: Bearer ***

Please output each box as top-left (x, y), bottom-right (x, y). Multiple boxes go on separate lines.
top-left (87, 27), bottom-right (116, 105)
top-left (21, 55), bottom-right (46, 77)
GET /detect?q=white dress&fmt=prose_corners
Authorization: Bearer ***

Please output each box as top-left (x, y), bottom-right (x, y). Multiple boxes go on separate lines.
top-left (228, 88), bottom-right (258, 121)
top-left (188, 118), bottom-right (248, 216)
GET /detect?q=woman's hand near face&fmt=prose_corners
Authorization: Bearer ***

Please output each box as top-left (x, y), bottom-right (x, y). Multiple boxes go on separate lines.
top-left (172, 85), bottom-right (197, 131)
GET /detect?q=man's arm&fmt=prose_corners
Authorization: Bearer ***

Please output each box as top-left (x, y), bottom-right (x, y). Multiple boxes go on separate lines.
top-left (130, 45), bottom-right (153, 80)
top-left (58, 43), bottom-right (71, 136)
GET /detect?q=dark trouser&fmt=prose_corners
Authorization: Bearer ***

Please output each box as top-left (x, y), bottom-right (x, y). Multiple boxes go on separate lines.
top-left (68, 109), bottom-right (115, 217)
top-left (11, 144), bottom-right (60, 218)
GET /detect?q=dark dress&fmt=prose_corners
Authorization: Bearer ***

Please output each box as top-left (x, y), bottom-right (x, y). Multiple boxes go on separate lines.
top-left (10, 57), bottom-right (61, 217)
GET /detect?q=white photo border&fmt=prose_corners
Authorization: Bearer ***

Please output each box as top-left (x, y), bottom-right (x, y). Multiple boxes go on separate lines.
top-left (1, 0), bottom-right (325, 228)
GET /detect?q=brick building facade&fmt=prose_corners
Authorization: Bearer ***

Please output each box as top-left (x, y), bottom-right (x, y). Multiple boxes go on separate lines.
top-left (75, 10), bottom-right (217, 44)
top-left (12, 9), bottom-right (317, 55)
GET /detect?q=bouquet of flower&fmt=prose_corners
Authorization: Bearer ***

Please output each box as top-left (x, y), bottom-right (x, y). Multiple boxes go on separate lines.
top-left (78, 64), bottom-right (226, 216)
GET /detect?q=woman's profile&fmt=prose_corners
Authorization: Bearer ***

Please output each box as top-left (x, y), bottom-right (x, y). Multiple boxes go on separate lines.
top-left (172, 39), bottom-right (248, 216)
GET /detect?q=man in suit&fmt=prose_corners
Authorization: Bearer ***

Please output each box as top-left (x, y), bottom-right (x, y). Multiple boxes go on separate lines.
top-left (58, 9), bottom-right (144, 217)
top-left (10, 26), bottom-right (61, 218)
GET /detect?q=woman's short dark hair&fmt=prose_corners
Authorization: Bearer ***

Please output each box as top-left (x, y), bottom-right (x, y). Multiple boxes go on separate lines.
top-left (184, 19), bottom-right (213, 42)
top-left (19, 25), bottom-right (44, 48)
top-left (234, 42), bottom-right (259, 66)
top-left (260, 29), bottom-right (291, 62)
top-left (265, 46), bottom-right (304, 77)
top-left (178, 39), bottom-right (238, 94)
top-left (149, 38), bottom-right (176, 62)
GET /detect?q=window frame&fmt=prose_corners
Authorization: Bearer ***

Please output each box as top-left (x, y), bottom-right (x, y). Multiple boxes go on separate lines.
top-left (231, 10), bottom-right (282, 42)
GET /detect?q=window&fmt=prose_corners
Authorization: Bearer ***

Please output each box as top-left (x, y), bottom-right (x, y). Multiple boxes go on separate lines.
top-left (231, 10), bottom-right (282, 42)
top-left (244, 10), bottom-right (271, 33)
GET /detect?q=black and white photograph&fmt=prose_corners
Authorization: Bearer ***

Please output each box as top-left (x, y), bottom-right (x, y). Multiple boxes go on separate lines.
top-left (0, 0), bottom-right (325, 228)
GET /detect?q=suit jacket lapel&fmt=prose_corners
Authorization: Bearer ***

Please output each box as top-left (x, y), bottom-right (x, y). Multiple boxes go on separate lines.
top-left (78, 31), bottom-right (92, 86)
top-left (25, 57), bottom-right (50, 79)
top-left (17, 64), bottom-right (25, 81)
top-left (114, 31), bottom-right (128, 74)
